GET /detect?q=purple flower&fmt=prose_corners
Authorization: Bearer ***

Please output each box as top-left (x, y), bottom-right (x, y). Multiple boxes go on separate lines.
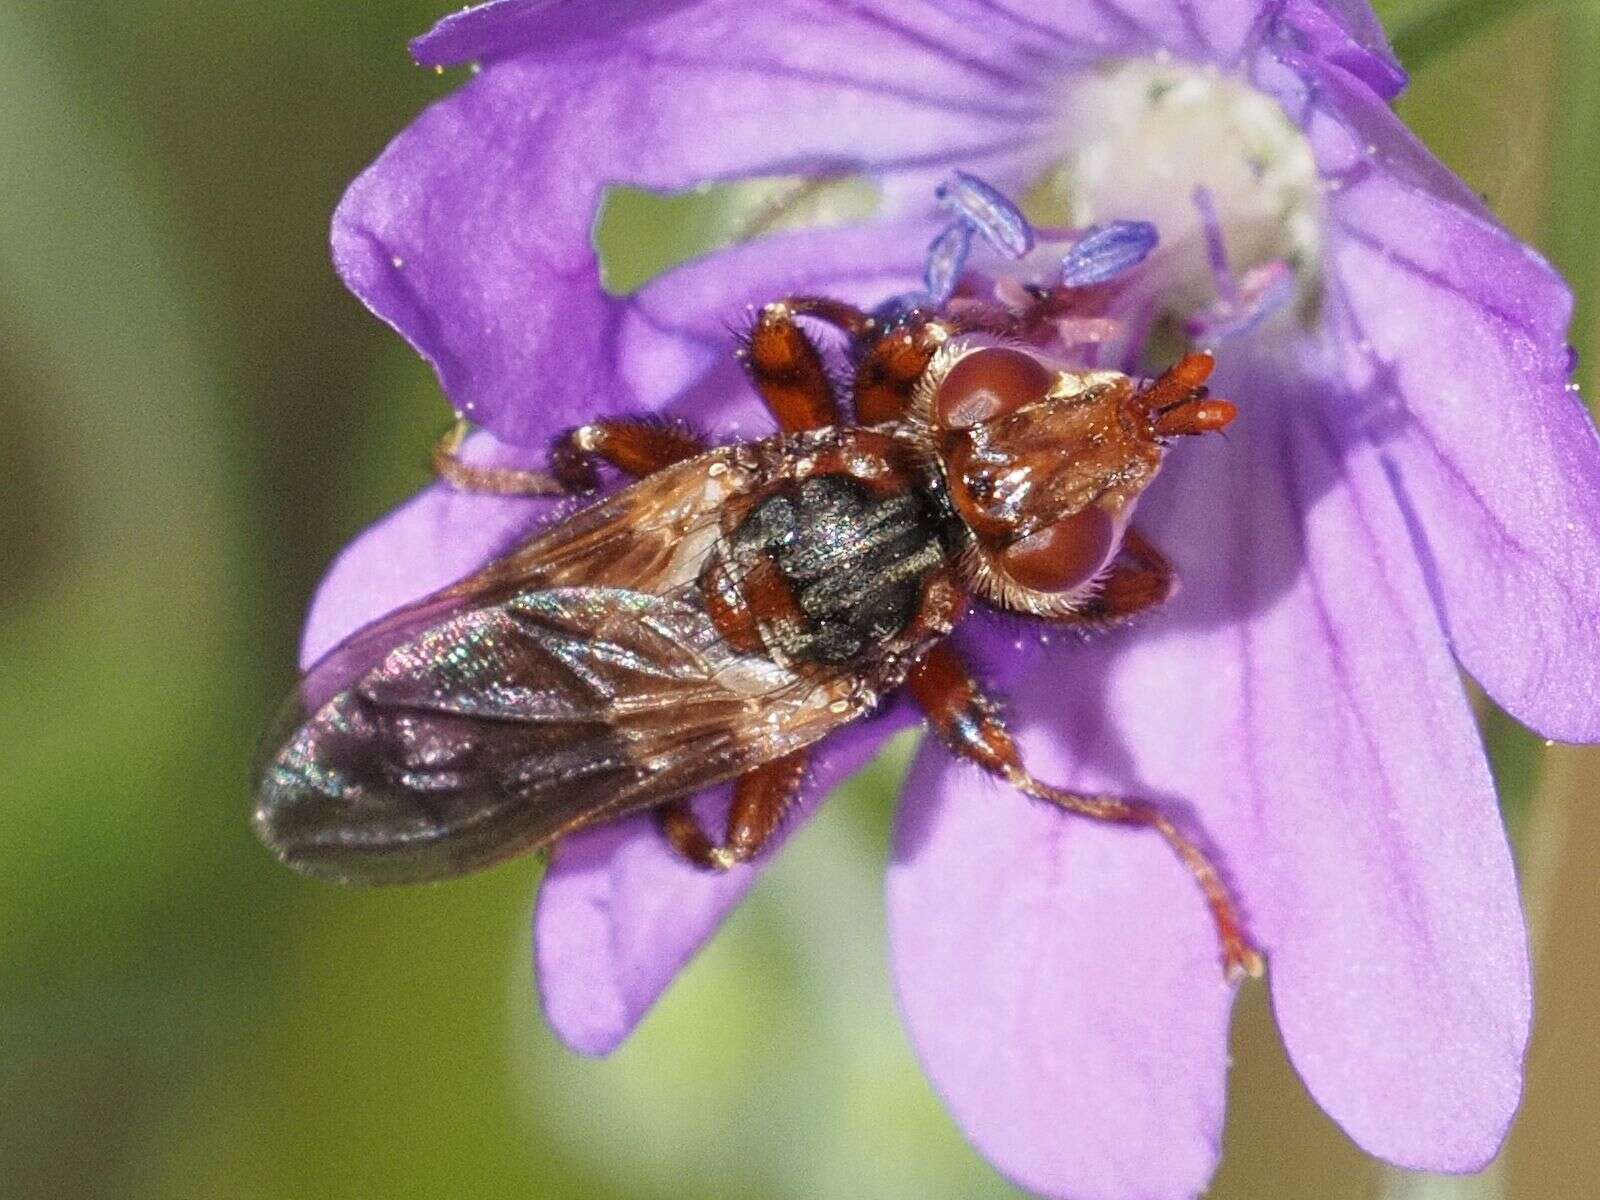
top-left (307, 2), bottom-right (1600, 1196)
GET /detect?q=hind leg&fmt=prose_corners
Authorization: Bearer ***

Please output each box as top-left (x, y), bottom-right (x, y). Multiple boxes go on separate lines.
top-left (656, 751), bottom-right (810, 870)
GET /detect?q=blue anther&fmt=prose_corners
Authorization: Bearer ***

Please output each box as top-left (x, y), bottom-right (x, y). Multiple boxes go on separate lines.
top-left (873, 290), bottom-right (932, 323)
top-left (1059, 221), bottom-right (1160, 287)
top-left (924, 221), bottom-right (973, 304)
top-left (936, 171), bottom-right (1035, 259)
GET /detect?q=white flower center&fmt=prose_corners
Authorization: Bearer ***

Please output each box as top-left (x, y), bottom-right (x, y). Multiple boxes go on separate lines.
top-left (1043, 59), bottom-right (1323, 320)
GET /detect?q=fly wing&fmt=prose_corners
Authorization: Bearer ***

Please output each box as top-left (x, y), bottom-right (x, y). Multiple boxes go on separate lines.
top-left (293, 450), bottom-right (743, 715)
top-left (255, 583), bottom-right (868, 885)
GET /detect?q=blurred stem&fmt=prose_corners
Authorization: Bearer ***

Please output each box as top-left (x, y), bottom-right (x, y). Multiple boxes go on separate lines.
top-left (1379, 1171), bottom-right (1506, 1200)
top-left (1546, 0), bottom-right (1600, 393)
top-left (1504, 747), bottom-right (1600, 1196)
top-left (1483, 704), bottom-right (1542, 850)
top-left (1486, 11), bottom-right (1600, 1173)
top-left (1383, 0), bottom-right (1531, 68)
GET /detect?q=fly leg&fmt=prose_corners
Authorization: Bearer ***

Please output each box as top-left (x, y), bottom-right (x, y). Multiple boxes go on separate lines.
top-left (905, 642), bottom-right (1263, 980)
top-left (852, 281), bottom-right (1160, 423)
top-left (852, 315), bottom-right (950, 424)
top-left (1056, 527), bottom-right (1176, 630)
top-left (851, 304), bottom-right (1025, 424)
top-left (740, 300), bottom-right (857, 432)
top-left (746, 295), bottom-right (959, 427)
top-left (549, 419), bottom-right (705, 489)
top-left (754, 295), bottom-right (943, 425)
top-left (656, 750), bottom-right (810, 870)
top-left (431, 417), bottom-right (570, 496)
top-left (432, 415), bottom-right (704, 494)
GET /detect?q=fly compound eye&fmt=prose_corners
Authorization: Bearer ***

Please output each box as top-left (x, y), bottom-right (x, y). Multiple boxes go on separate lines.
top-left (933, 346), bottom-right (1054, 430)
top-left (999, 507), bottom-right (1116, 593)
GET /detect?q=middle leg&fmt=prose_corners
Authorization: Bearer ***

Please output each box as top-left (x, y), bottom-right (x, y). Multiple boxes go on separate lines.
top-left (905, 641), bottom-right (1262, 980)
top-left (852, 317), bottom-right (950, 424)
top-left (551, 419), bottom-right (705, 489)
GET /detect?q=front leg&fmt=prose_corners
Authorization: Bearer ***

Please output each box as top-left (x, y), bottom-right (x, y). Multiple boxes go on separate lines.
top-left (852, 317), bottom-right (949, 425)
top-left (905, 642), bottom-right (1262, 980)
top-left (1061, 527), bottom-right (1175, 629)
top-left (850, 300), bottom-right (1056, 425)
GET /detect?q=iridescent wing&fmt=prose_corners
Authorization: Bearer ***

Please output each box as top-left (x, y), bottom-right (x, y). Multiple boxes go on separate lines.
top-left (254, 453), bottom-right (871, 884)
top-left (291, 449), bottom-right (748, 716)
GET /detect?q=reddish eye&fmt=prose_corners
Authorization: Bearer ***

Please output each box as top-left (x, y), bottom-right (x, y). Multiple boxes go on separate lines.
top-left (934, 346), bottom-right (1054, 430)
top-left (1000, 507), bottom-right (1116, 593)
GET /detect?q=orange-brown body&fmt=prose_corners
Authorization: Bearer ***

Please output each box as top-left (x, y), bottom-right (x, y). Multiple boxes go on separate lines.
top-left (255, 289), bottom-right (1259, 977)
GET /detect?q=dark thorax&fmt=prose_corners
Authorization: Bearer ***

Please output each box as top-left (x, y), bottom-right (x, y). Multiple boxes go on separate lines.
top-left (698, 426), bottom-right (963, 677)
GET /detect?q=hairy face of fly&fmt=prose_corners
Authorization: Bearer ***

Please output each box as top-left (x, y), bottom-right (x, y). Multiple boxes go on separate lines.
top-left (917, 340), bottom-right (1234, 616)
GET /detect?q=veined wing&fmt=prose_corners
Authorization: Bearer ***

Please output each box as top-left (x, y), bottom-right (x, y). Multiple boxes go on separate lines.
top-left (255, 582), bottom-right (870, 883)
top-left (295, 448), bottom-right (752, 715)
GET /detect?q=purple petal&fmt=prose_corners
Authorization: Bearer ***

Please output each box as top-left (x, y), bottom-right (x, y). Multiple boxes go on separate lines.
top-left (936, 171), bottom-right (1034, 259)
top-left (950, 0), bottom-right (1252, 63)
top-left (1277, 0), bottom-right (1406, 100)
top-left (1005, 358), bottom-right (1527, 1170)
top-left (411, 0), bottom-right (700, 64)
top-left (888, 739), bottom-right (1234, 1200)
top-left (980, 0), bottom-right (1391, 72)
top-left (340, 5), bottom-right (1057, 444)
top-left (1320, 157), bottom-right (1600, 740)
top-left (1058, 220), bottom-right (1159, 287)
top-left (339, 203), bottom-right (933, 453)
top-left (416, 0), bottom-right (1157, 69)
top-left (1216, 390), bottom-right (1528, 1171)
top-left (537, 703), bottom-right (916, 1055)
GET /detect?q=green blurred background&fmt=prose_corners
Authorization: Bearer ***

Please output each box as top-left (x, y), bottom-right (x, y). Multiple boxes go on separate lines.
top-left (2, 2), bottom-right (1597, 1197)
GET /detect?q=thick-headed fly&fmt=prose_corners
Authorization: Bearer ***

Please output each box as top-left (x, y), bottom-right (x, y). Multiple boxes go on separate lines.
top-left (255, 288), bottom-right (1260, 978)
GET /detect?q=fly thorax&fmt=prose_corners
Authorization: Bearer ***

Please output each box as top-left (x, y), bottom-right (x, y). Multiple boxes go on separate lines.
top-left (726, 474), bottom-right (951, 665)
